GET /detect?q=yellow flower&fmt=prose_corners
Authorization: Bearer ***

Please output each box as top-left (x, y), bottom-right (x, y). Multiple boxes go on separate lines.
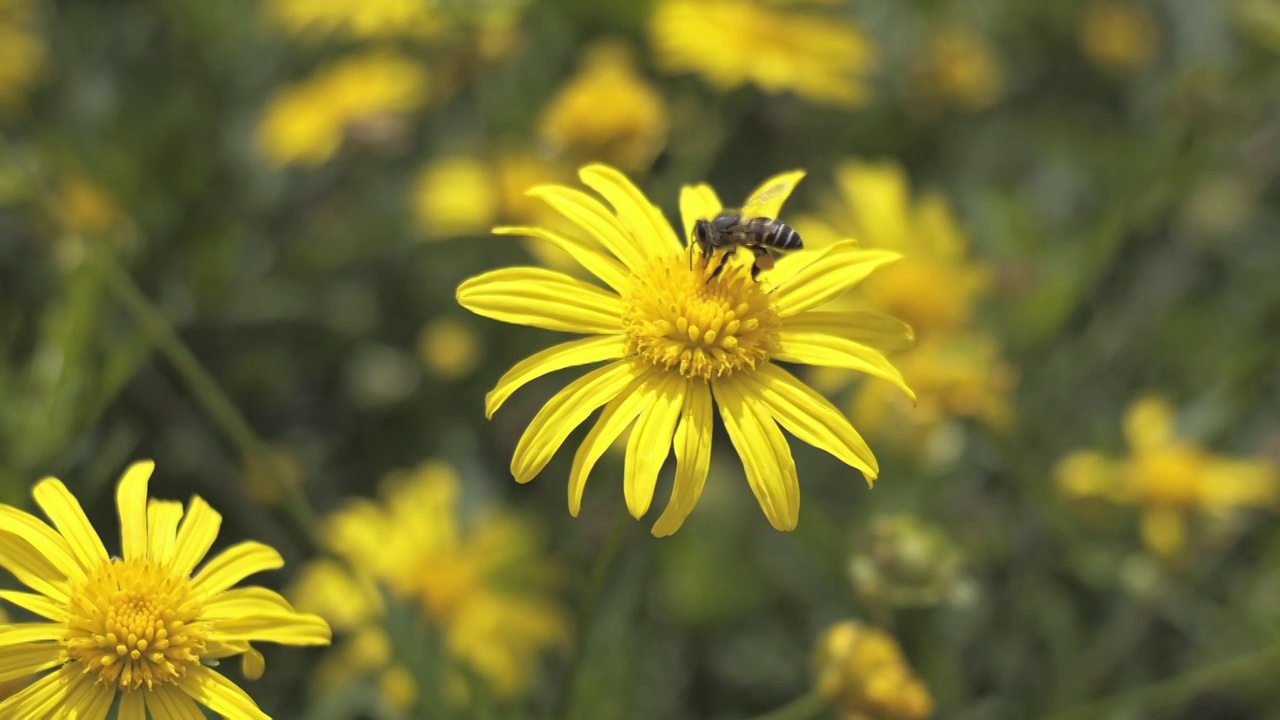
top-left (918, 25), bottom-right (1002, 112)
top-left (0, 461), bottom-right (331, 719)
top-left (1079, 0), bottom-right (1160, 74)
top-left (54, 177), bottom-right (122, 237)
top-left (813, 620), bottom-right (932, 720)
top-left (417, 316), bottom-right (483, 379)
top-left (291, 461), bottom-right (568, 702)
top-left (457, 164), bottom-right (914, 534)
top-left (0, 0), bottom-right (43, 110)
top-left (539, 40), bottom-right (669, 172)
top-left (263, 0), bottom-right (443, 39)
top-left (1056, 397), bottom-right (1279, 557)
top-left (257, 52), bottom-right (429, 167)
top-left (411, 156), bottom-right (501, 238)
top-left (649, 0), bottom-right (875, 107)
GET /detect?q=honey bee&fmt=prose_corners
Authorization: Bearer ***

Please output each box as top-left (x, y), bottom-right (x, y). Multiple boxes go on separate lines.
top-left (692, 174), bottom-right (804, 281)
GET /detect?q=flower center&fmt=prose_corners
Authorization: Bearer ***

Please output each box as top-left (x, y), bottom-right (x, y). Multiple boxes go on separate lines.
top-left (64, 558), bottom-right (209, 691)
top-left (622, 250), bottom-right (780, 380)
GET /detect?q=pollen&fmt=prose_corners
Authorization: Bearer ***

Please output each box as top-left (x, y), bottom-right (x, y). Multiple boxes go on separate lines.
top-left (622, 251), bottom-right (780, 380)
top-left (63, 558), bottom-right (210, 691)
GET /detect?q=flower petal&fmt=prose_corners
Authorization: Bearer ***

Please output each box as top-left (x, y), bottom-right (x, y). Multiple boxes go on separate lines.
top-left (486, 335), bottom-right (626, 419)
top-left (0, 533), bottom-right (68, 603)
top-left (457, 267), bottom-right (623, 335)
top-left (772, 243), bottom-right (901, 317)
top-left (0, 506), bottom-right (81, 582)
top-left (580, 164), bottom-right (682, 257)
top-left (73, 677), bottom-right (115, 720)
top-left (713, 377), bottom-right (800, 531)
top-left (171, 495), bottom-right (222, 579)
top-left (623, 374), bottom-right (684, 519)
top-left (31, 478), bottom-right (109, 573)
top-left (0, 641), bottom-right (63, 683)
top-left (651, 379), bottom-right (713, 537)
top-left (175, 665), bottom-right (271, 720)
top-left (568, 373), bottom-right (658, 516)
top-left (207, 612), bottom-right (332, 645)
top-left (116, 460), bottom-right (155, 562)
top-left (0, 591), bottom-right (67, 621)
top-left (1124, 396), bottom-right (1175, 452)
top-left (0, 663), bottom-right (76, 717)
top-left (494, 226), bottom-right (631, 293)
top-left (679, 184), bottom-right (722, 245)
top-left (774, 332), bottom-right (915, 402)
top-left (201, 587), bottom-right (297, 619)
top-left (740, 364), bottom-right (879, 480)
top-left (147, 499), bottom-right (183, 564)
top-left (511, 360), bottom-right (641, 483)
top-left (147, 682), bottom-right (209, 720)
top-left (782, 310), bottom-right (914, 351)
top-left (0, 623), bottom-right (63, 647)
top-left (119, 691), bottom-right (145, 720)
top-left (190, 542), bottom-right (284, 595)
top-left (743, 169), bottom-right (806, 220)
top-left (528, 184), bottom-right (647, 271)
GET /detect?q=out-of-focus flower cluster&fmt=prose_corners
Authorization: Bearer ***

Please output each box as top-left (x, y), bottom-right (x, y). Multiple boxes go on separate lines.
top-left (0, 0), bottom-right (42, 110)
top-left (850, 514), bottom-right (974, 611)
top-left (813, 620), bottom-right (933, 720)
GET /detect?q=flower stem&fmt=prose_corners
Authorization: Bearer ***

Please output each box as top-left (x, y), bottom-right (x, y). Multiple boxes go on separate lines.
top-left (97, 249), bottom-right (323, 551)
top-left (746, 690), bottom-right (828, 720)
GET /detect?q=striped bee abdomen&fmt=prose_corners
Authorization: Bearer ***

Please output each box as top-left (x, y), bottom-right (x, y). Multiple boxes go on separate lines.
top-left (761, 220), bottom-right (803, 250)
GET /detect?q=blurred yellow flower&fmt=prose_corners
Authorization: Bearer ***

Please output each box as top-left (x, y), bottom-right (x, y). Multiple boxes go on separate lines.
top-left (0, 461), bottom-right (331, 719)
top-left (1056, 397), bottom-right (1279, 557)
top-left (458, 164), bottom-right (914, 534)
top-left (291, 461), bottom-right (569, 703)
top-left (1079, 0), bottom-right (1161, 74)
top-left (417, 316), bottom-right (483, 379)
top-left (919, 25), bottom-right (1002, 112)
top-left (411, 156), bottom-right (501, 238)
top-left (264, 0), bottom-right (442, 39)
top-left (257, 52), bottom-right (429, 167)
top-left (54, 177), bottom-right (122, 237)
top-left (649, 0), bottom-right (876, 106)
top-left (0, 0), bottom-right (43, 110)
top-left (813, 620), bottom-right (933, 720)
top-left (539, 40), bottom-right (669, 172)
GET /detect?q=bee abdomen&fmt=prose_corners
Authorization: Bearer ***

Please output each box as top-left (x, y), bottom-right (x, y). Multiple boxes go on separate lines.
top-left (765, 222), bottom-right (802, 250)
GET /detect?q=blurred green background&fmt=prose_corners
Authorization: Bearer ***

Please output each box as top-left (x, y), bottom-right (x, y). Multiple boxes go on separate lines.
top-left (3, 0), bottom-right (1280, 718)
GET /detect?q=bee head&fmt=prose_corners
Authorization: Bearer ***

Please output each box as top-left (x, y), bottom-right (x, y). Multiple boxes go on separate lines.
top-left (692, 219), bottom-right (711, 251)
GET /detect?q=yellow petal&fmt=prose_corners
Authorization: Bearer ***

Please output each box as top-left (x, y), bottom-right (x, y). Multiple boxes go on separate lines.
top-left (31, 478), bottom-right (109, 573)
top-left (1124, 396), bottom-right (1176, 452)
top-left (147, 499), bottom-right (183, 564)
top-left (713, 377), bottom-right (800, 531)
top-left (457, 267), bottom-right (623, 335)
top-left (201, 587), bottom-right (296, 619)
top-left (774, 332), bottom-right (915, 402)
top-left (652, 379), bottom-right (713, 537)
top-left (741, 364), bottom-right (878, 480)
top-left (1200, 458), bottom-right (1279, 510)
top-left (834, 160), bottom-right (910, 250)
top-left (679, 184), bottom-right (722, 245)
top-left (742, 169), bottom-right (806, 220)
top-left (147, 682), bottom-right (209, 720)
top-left (171, 495), bottom-right (222, 579)
top-left (0, 623), bottom-right (63, 646)
top-left (207, 612), bottom-right (332, 645)
top-left (0, 642), bottom-right (63, 684)
top-left (1054, 451), bottom-right (1124, 502)
top-left (0, 663), bottom-right (77, 717)
top-left (511, 360), bottom-right (640, 483)
top-left (242, 645), bottom-right (266, 681)
top-left (772, 243), bottom-right (901, 317)
top-left (116, 460), bottom-right (155, 562)
top-left (485, 335), bottom-right (627, 419)
top-left (782, 310), bottom-right (914, 351)
top-left (1140, 507), bottom-right (1186, 558)
top-left (72, 678), bottom-right (115, 720)
top-left (119, 691), bottom-right (145, 720)
top-left (175, 666), bottom-right (271, 720)
top-left (190, 542), bottom-right (284, 595)
top-left (528, 184), bottom-right (647, 271)
top-left (494, 226), bottom-right (631, 293)
top-left (623, 374), bottom-right (684, 519)
top-left (0, 533), bottom-right (68, 603)
top-left (0, 591), bottom-right (67, 621)
top-left (568, 373), bottom-right (658, 516)
top-left (579, 164), bottom-right (682, 257)
top-left (0, 506), bottom-right (81, 582)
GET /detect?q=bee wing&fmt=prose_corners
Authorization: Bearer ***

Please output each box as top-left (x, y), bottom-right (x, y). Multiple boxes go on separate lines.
top-left (741, 170), bottom-right (806, 220)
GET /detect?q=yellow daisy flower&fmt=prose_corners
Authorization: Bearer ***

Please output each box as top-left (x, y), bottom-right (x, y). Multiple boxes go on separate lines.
top-left (1056, 397), bottom-right (1279, 557)
top-left (0, 460), bottom-right (332, 719)
top-left (456, 164), bottom-right (914, 535)
top-left (649, 0), bottom-right (875, 107)
top-left (812, 620), bottom-right (932, 720)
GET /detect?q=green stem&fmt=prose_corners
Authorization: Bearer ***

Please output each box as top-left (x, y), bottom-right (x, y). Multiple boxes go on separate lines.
top-left (745, 690), bottom-right (828, 720)
top-left (1044, 643), bottom-right (1280, 720)
top-left (97, 249), bottom-right (323, 551)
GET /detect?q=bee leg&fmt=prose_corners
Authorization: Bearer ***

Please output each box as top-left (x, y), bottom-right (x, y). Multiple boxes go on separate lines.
top-left (749, 247), bottom-right (775, 280)
top-left (706, 250), bottom-right (733, 282)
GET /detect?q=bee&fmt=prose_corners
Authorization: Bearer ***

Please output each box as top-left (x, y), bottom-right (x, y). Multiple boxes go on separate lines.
top-left (692, 174), bottom-right (804, 281)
